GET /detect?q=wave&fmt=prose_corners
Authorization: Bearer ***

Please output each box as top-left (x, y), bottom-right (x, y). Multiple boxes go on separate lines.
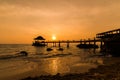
top-left (42, 53), bottom-right (72, 58)
top-left (0, 54), bottom-right (27, 60)
top-left (0, 52), bottom-right (73, 60)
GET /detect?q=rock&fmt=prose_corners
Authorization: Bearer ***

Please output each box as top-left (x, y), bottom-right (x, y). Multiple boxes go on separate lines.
top-left (47, 48), bottom-right (53, 51)
top-left (19, 51), bottom-right (28, 56)
top-left (58, 48), bottom-right (64, 51)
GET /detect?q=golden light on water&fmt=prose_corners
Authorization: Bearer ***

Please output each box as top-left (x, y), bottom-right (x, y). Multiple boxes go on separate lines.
top-left (51, 59), bottom-right (58, 74)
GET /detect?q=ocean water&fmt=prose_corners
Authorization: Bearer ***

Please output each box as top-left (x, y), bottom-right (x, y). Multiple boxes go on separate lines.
top-left (0, 44), bottom-right (103, 80)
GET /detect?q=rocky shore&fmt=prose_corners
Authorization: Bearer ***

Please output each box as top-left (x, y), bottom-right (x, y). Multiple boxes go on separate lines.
top-left (22, 57), bottom-right (120, 80)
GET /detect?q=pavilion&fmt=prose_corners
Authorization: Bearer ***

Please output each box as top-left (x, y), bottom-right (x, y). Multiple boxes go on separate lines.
top-left (32, 36), bottom-right (46, 46)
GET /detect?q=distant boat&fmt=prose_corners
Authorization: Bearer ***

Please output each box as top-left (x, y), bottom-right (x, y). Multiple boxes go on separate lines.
top-left (76, 44), bottom-right (99, 49)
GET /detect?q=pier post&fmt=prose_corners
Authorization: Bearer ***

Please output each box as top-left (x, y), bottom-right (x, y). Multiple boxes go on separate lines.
top-left (94, 38), bottom-right (96, 45)
top-left (46, 42), bottom-right (48, 46)
top-left (44, 41), bottom-right (45, 46)
top-left (88, 38), bottom-right (90, 44)
top-left (84, 39), bottom-right (86, 44)
top-left (58, 41), bottom-right (61, 47)
top-left (53, 42), bottom-right (54, 47)
top-left (53, 42), bottom-right (56, 47)
top-left (80, 39), bottom-right (82, 44)
top-left (67, 40), bottom-right (70, 48)
top-left (55, 42), bottom-right (56, 47)
top-left (93, 38), bottom-right (96, 50)
top-left (100, 40), bottom-right (103, 49)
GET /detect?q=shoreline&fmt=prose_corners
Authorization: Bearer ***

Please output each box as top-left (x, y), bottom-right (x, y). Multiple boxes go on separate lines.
top-left (22, 57), bottom-right (120, 80)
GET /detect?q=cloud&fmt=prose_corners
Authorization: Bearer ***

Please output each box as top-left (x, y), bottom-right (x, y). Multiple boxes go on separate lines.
top-left (0, 0), bottom-right (120, 18)
top-left (0, 0), bottom-right (120, 43)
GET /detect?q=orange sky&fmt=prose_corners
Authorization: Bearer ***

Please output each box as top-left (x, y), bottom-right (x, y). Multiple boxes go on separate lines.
top-left (0, 0), bottom-right (120, 44)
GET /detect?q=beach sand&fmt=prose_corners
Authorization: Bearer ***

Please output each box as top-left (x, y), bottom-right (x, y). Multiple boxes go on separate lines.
top-left (22, 57), bottom-right (120, 80)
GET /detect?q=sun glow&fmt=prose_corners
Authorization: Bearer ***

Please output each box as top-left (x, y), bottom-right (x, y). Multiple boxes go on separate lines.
top-left (52, 35), bottom-right (56, 40)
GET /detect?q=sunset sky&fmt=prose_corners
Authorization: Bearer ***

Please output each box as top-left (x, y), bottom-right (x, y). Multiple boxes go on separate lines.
top-left (0, 0), bottom-right (120, 44)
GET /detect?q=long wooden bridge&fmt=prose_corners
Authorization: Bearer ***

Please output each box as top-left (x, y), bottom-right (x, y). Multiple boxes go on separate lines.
top-left (45, 28), bottom-right (120, 42)
top-left (44, 38), bottom-right (102, 47)
top-left (45, 39), bottom-right (101, 43)
top-left (33, 28), bottom-right (120, 50)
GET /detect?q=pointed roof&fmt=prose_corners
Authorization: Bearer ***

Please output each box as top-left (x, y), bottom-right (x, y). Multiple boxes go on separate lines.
top-left (34, 36), bottom-right (45, 40)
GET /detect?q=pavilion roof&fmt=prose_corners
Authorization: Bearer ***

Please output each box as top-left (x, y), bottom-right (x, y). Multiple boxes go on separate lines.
top-left (34, 36), bottom-right (45, 40)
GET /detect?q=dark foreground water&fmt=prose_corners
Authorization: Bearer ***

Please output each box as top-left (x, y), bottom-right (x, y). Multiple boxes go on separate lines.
top-left (0, 44), bottom-right (103, 80)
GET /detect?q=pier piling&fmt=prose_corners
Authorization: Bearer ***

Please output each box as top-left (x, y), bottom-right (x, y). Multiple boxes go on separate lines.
top-left (67, 40), bottom-right (70, 48)
top-left (58, 41), bottom-right (61, 47)
top-left (88, 38), bottom-right (90, 44)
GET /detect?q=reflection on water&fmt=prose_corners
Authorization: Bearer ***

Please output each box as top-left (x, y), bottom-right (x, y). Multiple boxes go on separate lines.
top-left (0, 44), bottom-right (104, 80)
top-left (48, 58), bottom-right (70, 75)
top-left (34, 47), bottom-right (45, 54)
top-left (29, 58), bottom-right (70, 76)
top-left (28, 56), bottom-right (103, 77)
top-left (50, 58), bottom-right (58, 74)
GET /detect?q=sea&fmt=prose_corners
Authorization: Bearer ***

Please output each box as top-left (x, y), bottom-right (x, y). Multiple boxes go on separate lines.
top-left (0, 44), bottom-right (103, 80)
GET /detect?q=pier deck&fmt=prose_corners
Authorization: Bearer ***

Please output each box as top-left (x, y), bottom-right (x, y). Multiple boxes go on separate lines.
top-left (33, 28), bottom-right (120, 56)
top-left (44, 39), bottom-right (101, 43)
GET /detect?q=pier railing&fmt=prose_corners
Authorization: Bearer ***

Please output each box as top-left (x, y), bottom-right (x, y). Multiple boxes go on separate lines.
top-left (96, 28), bottom-right (120, 38)
top-left (43, 38), bottom-right (103, 48)
top-left (33, 28), bottom-right (120, 56)
top-left (44, 38), bottom-right (101, 43)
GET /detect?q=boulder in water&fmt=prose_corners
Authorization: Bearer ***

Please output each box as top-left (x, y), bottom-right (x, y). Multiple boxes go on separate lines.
top-left (58, 47), bottom-right (64, 51)
top-left (18, 51), bottom-right (28, 56)
top-left (47, 48), bottom-right (53, 51)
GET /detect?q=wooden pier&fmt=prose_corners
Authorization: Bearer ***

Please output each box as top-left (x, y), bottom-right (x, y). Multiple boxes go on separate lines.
top-left (45, 28), bottom-right (120, 46)
top-left (44, 38), bottom-right (102, 48)
top-left (96, 28), bottom-right (120, 56)
top-left (33, 28), bottom-right (120, 56)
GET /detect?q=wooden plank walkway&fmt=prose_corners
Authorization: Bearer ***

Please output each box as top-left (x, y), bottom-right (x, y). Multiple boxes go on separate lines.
top-left (44, 39), bottom-right (101, 43)
top-left (43, 38), bottom-right (103, 48)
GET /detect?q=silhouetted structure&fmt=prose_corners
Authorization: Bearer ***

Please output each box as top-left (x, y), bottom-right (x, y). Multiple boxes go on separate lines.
top-left (32, 29), bottom-right (120, 56)
top-left (32, 36), bottom-right (46, 46)
top-left (43, 38), bottom-right (100, 48)
top-left (96, 29), bottom-right (120, 56)
top-left (18, 51), bottom-right (28, 56)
